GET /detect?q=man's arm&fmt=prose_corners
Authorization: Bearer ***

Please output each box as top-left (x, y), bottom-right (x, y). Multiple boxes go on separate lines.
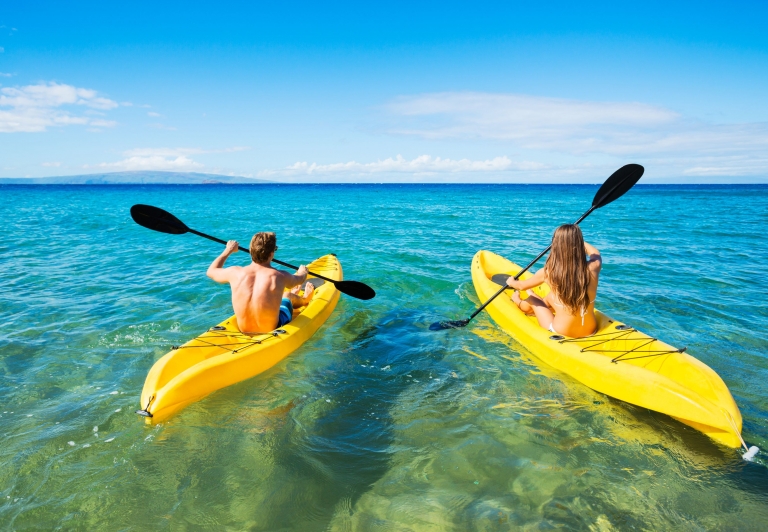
top-left (282, 265), bottom-right (308, 289)
top-left (206, 240), bottom-right (240, 284)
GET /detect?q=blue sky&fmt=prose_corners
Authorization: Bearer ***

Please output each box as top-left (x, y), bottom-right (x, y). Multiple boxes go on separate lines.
top-left (1, 1), bottom-right (767, 182)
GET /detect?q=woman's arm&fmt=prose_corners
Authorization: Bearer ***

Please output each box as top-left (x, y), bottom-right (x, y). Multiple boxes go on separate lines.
top-left (506, 267), bottom-right (547, 291)
top-left (584, 241), bottom-right (600, 258)
top-left (585, 241), bottom-right (602, 274)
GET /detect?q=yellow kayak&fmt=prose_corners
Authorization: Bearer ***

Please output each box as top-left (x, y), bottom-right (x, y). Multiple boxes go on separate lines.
top-left (138, 254), bottom-right (342, 423)
top-left (471, 250), bottom-right (743, 448)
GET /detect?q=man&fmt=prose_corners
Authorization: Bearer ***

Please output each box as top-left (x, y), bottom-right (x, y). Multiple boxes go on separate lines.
top-left (206, 231), bottom-right (315, 333)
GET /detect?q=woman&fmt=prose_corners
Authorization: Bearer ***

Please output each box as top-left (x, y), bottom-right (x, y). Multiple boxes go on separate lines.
top-left (506, 224), bottom-right (601, 338)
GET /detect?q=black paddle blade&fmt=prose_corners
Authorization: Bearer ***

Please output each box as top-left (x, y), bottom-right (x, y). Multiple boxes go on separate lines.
top-left (592, 164), bottom-right (644, 209)
top-left (335, 280), bottom-right (376, 300)
top-left (429, 319), bottom-right (469, 331)
top-left (130, 204), bottom-right (189, 235)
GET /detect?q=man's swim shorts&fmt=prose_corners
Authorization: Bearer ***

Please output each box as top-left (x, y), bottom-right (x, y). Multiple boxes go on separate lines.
top-left (277, 298), bottom-right (293, 327)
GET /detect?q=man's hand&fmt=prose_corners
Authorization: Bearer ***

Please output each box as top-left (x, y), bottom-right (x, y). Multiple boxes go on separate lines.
top-left (207, 241), bottom-right (239, 283)
top-left (287, 264), bottom-right (308, 288)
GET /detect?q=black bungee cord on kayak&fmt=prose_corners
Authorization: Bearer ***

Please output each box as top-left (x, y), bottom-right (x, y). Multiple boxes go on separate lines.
top-left (170, 326), bottom-right (288, 354)
top-left (488, 274), bottom-right (687, 363)
top-left (134, 328), bottom-right (288, 419)
top-left (551, 324), bottom-right (687, 363)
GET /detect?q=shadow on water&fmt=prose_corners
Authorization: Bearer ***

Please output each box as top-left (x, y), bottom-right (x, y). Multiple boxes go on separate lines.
top-left (260, 306), bottom-right (450, 530)
top-left (507, 342), bottom-right (768, 488)
top-left (573, 377), bottom-right (768, 490)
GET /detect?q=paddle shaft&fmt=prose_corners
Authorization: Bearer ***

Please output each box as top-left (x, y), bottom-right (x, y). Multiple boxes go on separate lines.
top-left (467, 205), bottom-right (597, 321)
top-left (187, 227), bottom-right (338, 284)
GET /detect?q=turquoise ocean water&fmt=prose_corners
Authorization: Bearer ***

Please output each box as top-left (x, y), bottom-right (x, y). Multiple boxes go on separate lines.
top-left (1, 184), bottom-right (767, 530)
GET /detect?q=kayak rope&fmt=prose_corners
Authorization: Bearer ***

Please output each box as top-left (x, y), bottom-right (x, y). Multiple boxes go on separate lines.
top-left (557, 327), bottom-right (686, 363)
top-left (722, 408), bottom-right (760, 460)
top-left (135, 395), bottom-right (155, 418)
top-left (173, 328), bottom-right (286, 354)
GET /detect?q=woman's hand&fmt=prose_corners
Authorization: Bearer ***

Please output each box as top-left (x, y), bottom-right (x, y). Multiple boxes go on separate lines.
top-left (506, 268), bottom-right (546, 291)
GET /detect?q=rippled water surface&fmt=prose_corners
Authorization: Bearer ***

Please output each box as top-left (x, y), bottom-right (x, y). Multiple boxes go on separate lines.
top-left (1, 184), bottom-right (767, 530)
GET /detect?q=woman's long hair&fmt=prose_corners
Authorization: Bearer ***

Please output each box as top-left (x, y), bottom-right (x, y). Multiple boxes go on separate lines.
top-left (544, 224), bottom-right (591, 314)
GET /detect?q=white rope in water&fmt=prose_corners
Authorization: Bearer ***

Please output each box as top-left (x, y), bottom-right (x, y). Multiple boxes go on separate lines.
top-left (723, 409), bottom-right (760, 461)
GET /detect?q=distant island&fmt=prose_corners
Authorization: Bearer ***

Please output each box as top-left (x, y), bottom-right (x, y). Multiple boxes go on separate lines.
top-left (0, 171), bottom-right (272, 185)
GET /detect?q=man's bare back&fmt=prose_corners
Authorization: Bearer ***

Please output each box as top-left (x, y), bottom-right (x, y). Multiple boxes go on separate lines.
top-left (206, 238), bottom-right (314, 334)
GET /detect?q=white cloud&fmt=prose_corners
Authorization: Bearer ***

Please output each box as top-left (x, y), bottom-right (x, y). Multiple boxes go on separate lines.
top-left (681, 154), bottom-right (768, 177)
top-left (391, 92), bottom-right (676, 128)
top-left (387, 92), bottom-right (678, 150)
top-left (123, 146), bottom-right (249, 157)
top-left (0, 82), bottom-right (119, 132)
top-left (124, 147), bottom-right (204, 157)
top-left (93, 155), bottom-right (203, 172)
top-left (259, 154), bottom-right (545, 178)
top-left (148, 123), bottom-right (177, 131)
top-left (91, 146), bottom-right (251, 172)
top-left (221, 146), bottom-right (250, 153)
top-left (0, 72), bottom-right (13, 77)
top-left (0, 83), bottom-right (117, 109)
top-left (89, 119), bottom-right (117, 128)
top-left (41, 161), bottom-right (61, 167)
top-left (384, 92), bottom-right (768, 177)
top-left (147, 111), bottom-right (162, 117)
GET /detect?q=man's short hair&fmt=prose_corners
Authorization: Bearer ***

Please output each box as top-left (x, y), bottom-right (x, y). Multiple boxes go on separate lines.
top-left (250, 232), bottom-right (276, 263)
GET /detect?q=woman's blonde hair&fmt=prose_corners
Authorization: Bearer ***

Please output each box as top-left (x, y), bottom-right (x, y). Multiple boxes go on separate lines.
top-left (544, 224), bottom-right (590, 314)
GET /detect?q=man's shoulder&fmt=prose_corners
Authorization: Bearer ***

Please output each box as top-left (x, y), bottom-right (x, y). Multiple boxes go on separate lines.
top-left (224, 264), bottom-right (245, 275)
top-left (267, 265), bottom-right (292, 277)
top-left (273, 269), bottom-right (296, 285)
top-left (250, 264), bottom-right (284, 281)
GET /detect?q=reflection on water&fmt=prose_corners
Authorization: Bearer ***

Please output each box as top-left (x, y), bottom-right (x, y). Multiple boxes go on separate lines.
top-left (0, 184), bottom-right (767, 529)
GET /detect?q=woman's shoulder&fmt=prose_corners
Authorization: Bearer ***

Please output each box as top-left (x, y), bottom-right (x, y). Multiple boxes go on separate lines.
top-left (587, 253), bottom-right (602, 272)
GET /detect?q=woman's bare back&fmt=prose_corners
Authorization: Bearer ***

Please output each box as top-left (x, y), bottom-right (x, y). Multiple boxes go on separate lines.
top-left (544, 267), bottom-right (599, 337)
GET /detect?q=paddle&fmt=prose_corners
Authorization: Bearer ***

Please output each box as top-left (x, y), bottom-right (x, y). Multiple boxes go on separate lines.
top-left (429, 164), bottom-right (644, 331)
top-left (129, 204), bottom-right (376, 300)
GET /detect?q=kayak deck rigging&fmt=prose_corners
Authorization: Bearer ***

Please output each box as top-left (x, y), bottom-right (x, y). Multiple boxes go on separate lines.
top-left (490, 273), bottom-right (689, 364)
top-left (553, 326), bottom-right (687, 363)
top-left (170, 327), bottom-right (288, 354)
